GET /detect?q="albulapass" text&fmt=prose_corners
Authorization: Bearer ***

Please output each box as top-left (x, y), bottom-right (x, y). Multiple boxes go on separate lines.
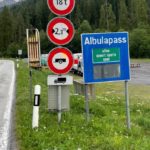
top-left (84, 36), bottom-right (127, 46)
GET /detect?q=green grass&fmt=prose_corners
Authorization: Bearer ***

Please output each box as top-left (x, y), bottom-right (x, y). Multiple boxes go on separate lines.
top-left (16, 60), bottom-right (150, 150)
top-left (131, 58), bottom-right (150, 63)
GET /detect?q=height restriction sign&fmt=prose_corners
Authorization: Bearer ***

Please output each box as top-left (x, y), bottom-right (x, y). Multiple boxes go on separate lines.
top-left (47, 47), bottom-right (73, 74)
top-left (47, 0), bottom-right (75, 16)
top-left (47, 17), bottom-right (74, 45)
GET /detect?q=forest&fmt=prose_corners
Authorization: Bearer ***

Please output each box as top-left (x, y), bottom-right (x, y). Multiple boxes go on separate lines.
top-left (0, 0), bottom-right (150, 58)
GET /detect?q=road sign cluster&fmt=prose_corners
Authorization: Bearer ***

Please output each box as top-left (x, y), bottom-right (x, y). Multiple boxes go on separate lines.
top-left (47, 0), bottom-right (75, 74)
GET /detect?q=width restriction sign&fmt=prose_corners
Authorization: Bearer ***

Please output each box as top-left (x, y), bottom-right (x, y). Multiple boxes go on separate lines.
top-left (47, 17), bottom-right (74, 45)
top-left (47, 47), bottom-right (73, 74)
top-left (47, 0), bottom-right (75, 16)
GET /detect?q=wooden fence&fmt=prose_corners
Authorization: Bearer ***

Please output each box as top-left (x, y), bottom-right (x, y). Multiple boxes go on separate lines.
top-left (26, 29), bottom-right (41, 68)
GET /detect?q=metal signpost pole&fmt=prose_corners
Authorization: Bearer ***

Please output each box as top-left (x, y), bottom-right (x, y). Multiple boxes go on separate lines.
top-left (85, 84), bottom-right (90, 122)
top-left (58, 85), bottom-right (62, 124)
top-left (125, 80), bottom-right (131, 129)
top-left (29, 69), bottom-right (32, 103)
top-left (47, 0), bottom-right (75, 124)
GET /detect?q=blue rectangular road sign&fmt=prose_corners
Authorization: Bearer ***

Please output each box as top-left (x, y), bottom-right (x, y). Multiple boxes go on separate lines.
top-left (81, 32), bottom-right (130, 84)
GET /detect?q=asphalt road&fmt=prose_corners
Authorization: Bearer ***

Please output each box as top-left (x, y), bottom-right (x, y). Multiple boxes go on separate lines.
top-left (130, 63), bottom-right (150, 85)
top-left (0, 60), bottom-right (16, 150)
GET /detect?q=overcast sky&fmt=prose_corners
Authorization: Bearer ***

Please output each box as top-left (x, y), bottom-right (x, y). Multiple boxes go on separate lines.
top-left (0, 0), bottom-right (20, 2)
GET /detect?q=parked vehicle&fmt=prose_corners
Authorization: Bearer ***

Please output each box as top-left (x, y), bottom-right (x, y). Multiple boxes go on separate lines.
top-left (41, 54), bottom-right (48, 66)
top-left (77, 56), bottom-right (83, 76)
top-left (72, 53), bottom-right (82, 74)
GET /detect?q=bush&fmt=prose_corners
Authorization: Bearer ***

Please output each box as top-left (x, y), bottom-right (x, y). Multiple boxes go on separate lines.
top-left (7, 42), bottom-right (20, 58)
top-left (130, 27), bottom-right (150, 58)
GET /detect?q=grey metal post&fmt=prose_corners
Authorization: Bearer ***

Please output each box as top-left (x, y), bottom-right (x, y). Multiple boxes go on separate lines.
top-left (29, 69), bottom-right (32, 102)
top-left (85, 84), bottom-right (90, 122)
top-left (58, 85), bottom-right (62, 124)
top-left (125, 81), bottom-right (131, 129)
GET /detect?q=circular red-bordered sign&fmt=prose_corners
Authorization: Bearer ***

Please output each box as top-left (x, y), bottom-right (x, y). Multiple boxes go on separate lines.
top-left (47, 47), bottom-right (73, 74)
top-left (47, 17), bottom-right (74, 45)
top-left (47, 0), bottom-right (75, 16)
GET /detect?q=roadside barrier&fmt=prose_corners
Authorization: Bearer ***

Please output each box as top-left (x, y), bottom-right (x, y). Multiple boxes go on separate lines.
top-left (130, 64), bottom-right (141, 68)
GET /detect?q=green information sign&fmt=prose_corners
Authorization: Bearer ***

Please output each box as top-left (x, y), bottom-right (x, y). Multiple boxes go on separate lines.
top-left (92, 48), bottom-right (120, 63)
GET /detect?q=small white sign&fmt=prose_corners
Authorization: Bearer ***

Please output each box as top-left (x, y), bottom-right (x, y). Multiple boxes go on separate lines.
top-left (47, 75), bottom-right (73, 85)
top-left (52, 52), bottom-right (69, 70)
top-left (18, 49), bottom-right (22, 55)
top-left (53, 23), bottom-right (69, 40)
top-left (53, 0), bottom-right (70, 11)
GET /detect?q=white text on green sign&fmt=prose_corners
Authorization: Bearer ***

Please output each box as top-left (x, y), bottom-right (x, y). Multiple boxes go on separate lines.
top-left (92, 48), bottom-right (120, 63)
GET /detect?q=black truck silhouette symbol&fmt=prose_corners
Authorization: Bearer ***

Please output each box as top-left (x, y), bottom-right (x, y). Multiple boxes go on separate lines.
top-left (55, 58), bottom-right (66, 64)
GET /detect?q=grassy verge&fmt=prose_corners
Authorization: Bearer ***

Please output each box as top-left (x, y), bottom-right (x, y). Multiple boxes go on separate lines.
top-left (131, 58), bottom-right (150, 63)
top-left (16, 60), bottom-right (150, 150)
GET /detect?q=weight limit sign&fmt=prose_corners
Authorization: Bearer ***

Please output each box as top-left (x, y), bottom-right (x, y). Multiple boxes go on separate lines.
top-left (47, 0), bottom-right (75, 16)
top-left (47, 17), bottom-right (74, 45)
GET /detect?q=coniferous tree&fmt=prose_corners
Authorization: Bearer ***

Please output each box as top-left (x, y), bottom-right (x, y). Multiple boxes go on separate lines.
top-left (137, 0), bottom-right (149, 26)
top-left (78, 20), bottom-right (92, 34)
top-left (0, 7), bottom-right (13, 56)
top-left (130, 0), bottom-right (148, 28)
top-left (72, 3), bottom-right (82, 28)
top-left (99, 2), bottom-right (116, 31)
top-left (16, 13), bottom-right (25, 42)
top-left (118, 0), bottom-right (128, 30)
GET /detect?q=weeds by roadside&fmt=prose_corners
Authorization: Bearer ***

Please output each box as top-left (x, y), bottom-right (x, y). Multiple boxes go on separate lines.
top-left (16, 60), bottom-right (150, 150)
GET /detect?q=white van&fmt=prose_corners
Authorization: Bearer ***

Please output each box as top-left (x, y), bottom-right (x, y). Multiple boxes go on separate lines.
top-left (77, 56), bottom-right (83, 76)
top-left (72, 53), bottom-right (82, 73)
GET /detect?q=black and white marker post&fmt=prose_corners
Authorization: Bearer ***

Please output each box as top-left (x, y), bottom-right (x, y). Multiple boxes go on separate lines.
top-left (16, 58), bottom-right (19, 68)
top-left (32, 85), bottom-right (41, 128)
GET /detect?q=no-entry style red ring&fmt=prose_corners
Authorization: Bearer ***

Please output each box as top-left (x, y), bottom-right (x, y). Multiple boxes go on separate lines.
top-left (47, 17), bottom-right (74, 45)
top-left (47, 47), bottom-right (74, 74)
top-left (47, 0), bottom-right (75, 16)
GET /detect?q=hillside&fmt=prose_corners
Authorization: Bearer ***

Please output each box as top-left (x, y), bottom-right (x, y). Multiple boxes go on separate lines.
top-left (0, 0), bottom-right (150, 58)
